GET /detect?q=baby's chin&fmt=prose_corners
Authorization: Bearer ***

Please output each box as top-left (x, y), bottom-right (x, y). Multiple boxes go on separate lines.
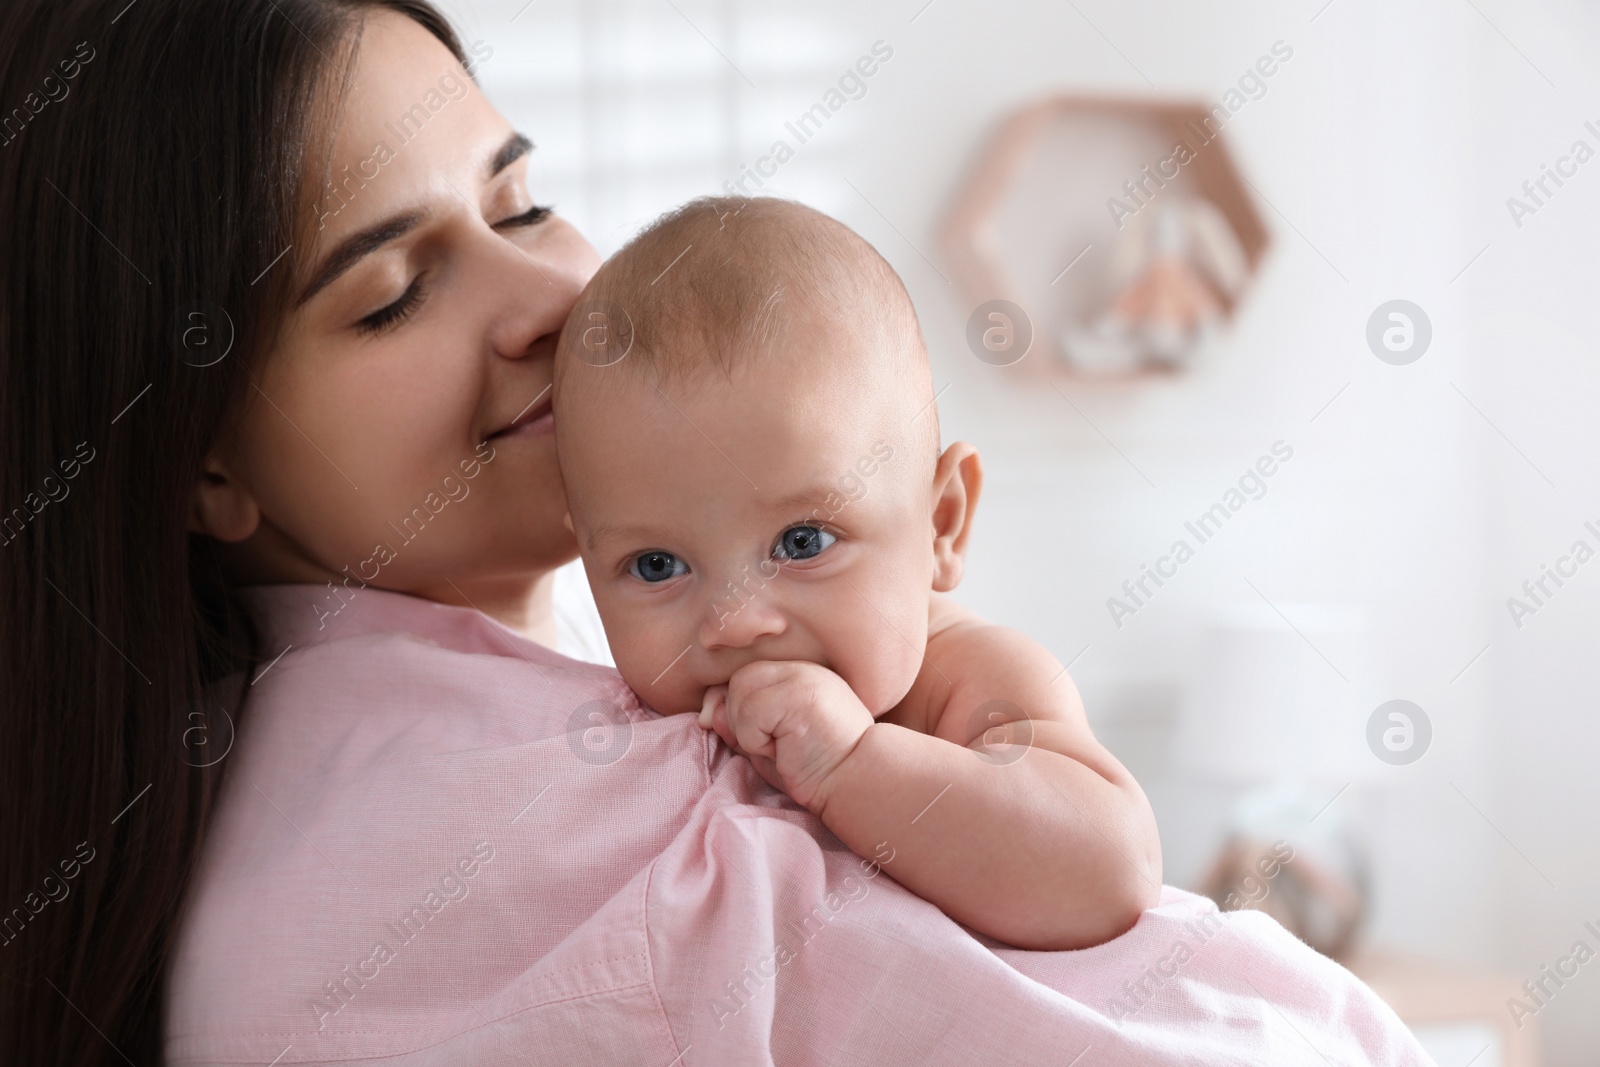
top-left (618, 676), bottom-right (702, 718)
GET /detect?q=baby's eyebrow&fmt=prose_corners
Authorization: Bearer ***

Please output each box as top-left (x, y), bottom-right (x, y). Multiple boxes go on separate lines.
top-left (766, 485), bottom-right (846, 516)
top-left (582, 521), bottom-right (659, 553)
top-left (581, 483), bottom-right (849, 552)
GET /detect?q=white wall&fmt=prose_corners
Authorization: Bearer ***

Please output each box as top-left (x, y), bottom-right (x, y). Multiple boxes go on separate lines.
top-left (1465, 2), bottom-right (1600, 1061)
top-left (452, 0), bottom-right (1600, 1060)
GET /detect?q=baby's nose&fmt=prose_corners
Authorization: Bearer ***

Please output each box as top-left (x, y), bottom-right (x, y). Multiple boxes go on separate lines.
top-left (697, 579), bottom-right (788, 651)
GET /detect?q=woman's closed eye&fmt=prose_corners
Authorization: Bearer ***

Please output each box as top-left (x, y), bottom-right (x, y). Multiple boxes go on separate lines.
top-left (354, 204), bottom-right (552, 336)
top-left (493, 203), bottom-right (553, 231)
top-left (773, 524), bottom-right (835, 561)
top-left (629, 550), bottom-right (689, 583)
top-left (356, 273), bottom-right (427, 336)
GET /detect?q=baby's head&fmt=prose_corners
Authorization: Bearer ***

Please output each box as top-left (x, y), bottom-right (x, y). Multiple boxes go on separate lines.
top-left (554, 196), bottom-right (980, 717)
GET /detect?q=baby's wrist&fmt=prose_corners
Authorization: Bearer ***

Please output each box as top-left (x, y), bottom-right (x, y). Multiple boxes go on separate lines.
top-left (809, 719), bottom-right (883, 821)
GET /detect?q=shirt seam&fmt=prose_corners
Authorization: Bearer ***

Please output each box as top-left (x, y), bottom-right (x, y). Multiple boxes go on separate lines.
top-left (701, 723), bottom-right (715, 790)
top-left (639, 856), bottom-right (686, 1060)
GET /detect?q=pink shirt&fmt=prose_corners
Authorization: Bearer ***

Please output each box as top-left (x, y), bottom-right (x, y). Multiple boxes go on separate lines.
top-left (164, 584), bottom-right (1429, 1065)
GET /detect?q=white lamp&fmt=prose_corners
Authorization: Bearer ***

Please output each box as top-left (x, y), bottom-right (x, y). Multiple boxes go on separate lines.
top-left (1174, 602), bottom-right (1372, 959)
top-left (1173, 601), bottom-right (1370, 786)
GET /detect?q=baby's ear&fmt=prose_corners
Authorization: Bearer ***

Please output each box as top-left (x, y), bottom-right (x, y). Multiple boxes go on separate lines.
top-left (929, 442), bottom-right (982, 592)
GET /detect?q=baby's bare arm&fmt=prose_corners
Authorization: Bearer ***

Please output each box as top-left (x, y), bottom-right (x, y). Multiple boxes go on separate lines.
top-left (811, 597), bottom-right (1163, 950)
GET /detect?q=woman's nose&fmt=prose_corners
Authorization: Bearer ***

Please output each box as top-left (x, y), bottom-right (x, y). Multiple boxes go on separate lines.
top-left (698, 578), bottom-right (788, 651)
top-left (481, 232), bottom-right (592, 362)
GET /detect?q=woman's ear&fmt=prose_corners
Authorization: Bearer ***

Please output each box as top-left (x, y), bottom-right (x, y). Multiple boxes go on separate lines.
top-left (929, 441), bottom-right (983, 593)
top-left (188, 454), bottom-right (262, 543)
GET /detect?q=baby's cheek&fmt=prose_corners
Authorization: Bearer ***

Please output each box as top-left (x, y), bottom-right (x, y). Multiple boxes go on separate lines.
top-left (812, 551), bottom-right (931, 714)
top-left (608, 620), bottom-right (697, 715)
top-left (825, 607), bottom-right (926, 717)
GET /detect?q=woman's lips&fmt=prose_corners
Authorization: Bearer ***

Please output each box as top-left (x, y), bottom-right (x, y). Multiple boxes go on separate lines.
top-left (495, 407), bottom-right (555, 439)
top-left (487, 402), bottom-right (555, 441)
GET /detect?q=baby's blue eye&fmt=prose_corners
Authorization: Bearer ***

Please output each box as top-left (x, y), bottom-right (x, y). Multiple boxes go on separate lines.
top-left (774, 525), bottom-right (835, 561)
top-left (630, 551), bottom-right (688, 582)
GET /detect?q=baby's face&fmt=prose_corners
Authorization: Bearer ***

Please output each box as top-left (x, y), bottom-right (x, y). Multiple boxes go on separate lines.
top-left (556, 326), bottom-right (935, 718)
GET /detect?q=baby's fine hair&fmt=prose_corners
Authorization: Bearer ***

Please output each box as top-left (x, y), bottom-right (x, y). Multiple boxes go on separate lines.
top-left (562, 195), bottom-right (926, 385)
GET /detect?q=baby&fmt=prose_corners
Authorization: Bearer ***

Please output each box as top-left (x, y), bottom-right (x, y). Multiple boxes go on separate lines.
top-left (553, 196), bottom-right (1161, 950)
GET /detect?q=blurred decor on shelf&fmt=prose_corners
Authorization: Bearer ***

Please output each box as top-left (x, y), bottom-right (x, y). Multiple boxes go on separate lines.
top-left (941, 97), bottom-right (1268, 378)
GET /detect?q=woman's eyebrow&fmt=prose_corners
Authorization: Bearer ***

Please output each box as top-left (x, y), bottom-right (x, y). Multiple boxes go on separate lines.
top-left (297, 210), bottom-right (427, 307)
top-left (488, 131), bottom-right (533, 179)
top-left (295, 134), bottom-right (534, 308)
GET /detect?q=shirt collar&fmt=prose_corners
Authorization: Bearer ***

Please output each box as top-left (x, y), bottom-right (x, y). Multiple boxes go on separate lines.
top-left (238, 582), bottom-right (569, 668)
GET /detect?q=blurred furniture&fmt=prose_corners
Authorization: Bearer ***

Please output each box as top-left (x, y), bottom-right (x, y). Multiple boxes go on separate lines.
top-left (1349, 951), bottom-right (1541, 1067)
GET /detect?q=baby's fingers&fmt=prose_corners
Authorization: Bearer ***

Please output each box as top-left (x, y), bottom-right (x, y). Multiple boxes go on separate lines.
top-left (698, 686), bottom-right (725, 729)
top-left (699, 686), bottom-right (738, 751)
top-left (747, 751), bottom-right (786, 794)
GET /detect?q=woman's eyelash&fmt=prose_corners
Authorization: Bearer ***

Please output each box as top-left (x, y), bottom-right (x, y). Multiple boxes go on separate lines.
top-left (351, 204), bottom-right (550, 337)
top-left (494, 203), bottom-right (553, 230)
top-left (356, 274), bottom-right (427, 336)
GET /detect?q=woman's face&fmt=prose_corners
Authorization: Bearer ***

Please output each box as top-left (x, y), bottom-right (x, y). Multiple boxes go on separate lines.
top-left (200, 10), bottom-right (599, 617)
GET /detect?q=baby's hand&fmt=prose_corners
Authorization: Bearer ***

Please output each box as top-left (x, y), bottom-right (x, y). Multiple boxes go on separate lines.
top-left (698, 661), bottom-right (873, 812)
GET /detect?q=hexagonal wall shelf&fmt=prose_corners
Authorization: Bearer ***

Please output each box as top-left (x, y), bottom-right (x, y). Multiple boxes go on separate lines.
top-left (941, 96), bottom-right (1270, 379)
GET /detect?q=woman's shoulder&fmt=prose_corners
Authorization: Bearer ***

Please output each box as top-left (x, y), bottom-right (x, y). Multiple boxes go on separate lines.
top-left (230, 582), bottom-right (639, 745)
top-left (241, 581), bottom-right (598, 667)
top-left (163, 583), bottom-right (708, 1064)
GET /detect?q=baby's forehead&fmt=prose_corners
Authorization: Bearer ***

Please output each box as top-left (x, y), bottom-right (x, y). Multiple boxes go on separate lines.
top-left (578, 332), bottom-right (898, 450)
top-left (558, 312), bottom-right (933, 486)
top-left (560, 345), bottom-right (918, 514)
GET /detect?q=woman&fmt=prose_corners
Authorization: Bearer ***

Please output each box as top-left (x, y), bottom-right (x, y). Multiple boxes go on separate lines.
top-left (0, 0), bottom-right (598, 1060)
top-left (1, 2), bottom-right (1431, 1064)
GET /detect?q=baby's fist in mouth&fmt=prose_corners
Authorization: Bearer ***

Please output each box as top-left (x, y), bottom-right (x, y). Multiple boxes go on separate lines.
top-left (699, 660), bottom-right (874, 813)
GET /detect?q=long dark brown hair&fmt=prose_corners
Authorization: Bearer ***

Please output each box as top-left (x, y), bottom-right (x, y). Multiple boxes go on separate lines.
top-left (0, 1), bottom-right (467, 1061)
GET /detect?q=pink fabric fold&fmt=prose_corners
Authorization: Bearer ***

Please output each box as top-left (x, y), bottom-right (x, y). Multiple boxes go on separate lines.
top-left (163, 584), bottom-right (1430, 1066)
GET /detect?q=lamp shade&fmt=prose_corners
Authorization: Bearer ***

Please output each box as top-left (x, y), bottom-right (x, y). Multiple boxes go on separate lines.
top-left (1172, 602), bottom-right (1369, 784)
